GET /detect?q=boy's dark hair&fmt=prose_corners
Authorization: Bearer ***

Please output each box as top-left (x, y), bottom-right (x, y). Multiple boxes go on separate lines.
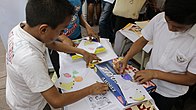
top-left (26, 0), bottom-right (75, 29)
top-left (164, 0), bottom-right (196, 25)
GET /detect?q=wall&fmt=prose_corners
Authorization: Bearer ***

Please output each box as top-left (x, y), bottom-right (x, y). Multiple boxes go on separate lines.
top-left (0, 0), bottom-right (27, 51)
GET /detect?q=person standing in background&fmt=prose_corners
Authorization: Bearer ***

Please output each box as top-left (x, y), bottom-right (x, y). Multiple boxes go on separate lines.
top-left (98, 0), bottom-right (115, 43)
top-left (87, 0), bottom-right (101, 26)
top-left (145, 0), bottom-right (165, 19)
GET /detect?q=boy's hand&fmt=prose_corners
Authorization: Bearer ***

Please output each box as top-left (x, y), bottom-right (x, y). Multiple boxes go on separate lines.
top-left (89, 82), bottom-right (109, 95)
top-left (82, 51), bottom-right (101, 67)
top-left (134, 70), bottom-right (158, 84)
top-left (114, 59), bottom-right (128, 74)
top-left (86, 27), bottom-right (100, 42)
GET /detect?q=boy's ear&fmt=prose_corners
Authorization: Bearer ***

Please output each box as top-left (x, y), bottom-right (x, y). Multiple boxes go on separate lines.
top-left (39, 24), bottom-right (49, 34)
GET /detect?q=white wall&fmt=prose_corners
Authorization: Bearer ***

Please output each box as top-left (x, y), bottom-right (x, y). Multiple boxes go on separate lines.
top-left (0, 0), bottom-right (27, 51)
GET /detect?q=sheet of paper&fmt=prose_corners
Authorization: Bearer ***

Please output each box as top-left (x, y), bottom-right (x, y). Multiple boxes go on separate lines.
top-left (55, 67), bottom-right (97, 92)
top-left (77, 40), bottom-right (100, 54)
top-left (114, 75), bottom-right (152, 104)
top-left (86, 93), bottom-right (115, 110)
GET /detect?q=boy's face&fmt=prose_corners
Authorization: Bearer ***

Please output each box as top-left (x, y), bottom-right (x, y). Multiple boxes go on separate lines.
top-left (39, 16), bottom-right (72, 43)
top-left (165, 16), bottom-right (193, 32)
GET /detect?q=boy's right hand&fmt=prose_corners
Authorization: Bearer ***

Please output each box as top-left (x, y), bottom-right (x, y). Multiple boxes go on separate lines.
top-left (82, 51), bottom-right (101, 67)
top-left (89, 82), bottom-right (108, 95)
top-left (114, 59), bottom-right (128, 74)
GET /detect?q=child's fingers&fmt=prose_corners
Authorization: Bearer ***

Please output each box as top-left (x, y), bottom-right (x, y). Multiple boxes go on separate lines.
top-left (114, 62), bottom-right (121, 74)
top-left (92, 54), bottom-right (101, 61)
top-left (86, 59), bottom-right (90, 67)
top-left (134, 75), bottom-right (144, 83)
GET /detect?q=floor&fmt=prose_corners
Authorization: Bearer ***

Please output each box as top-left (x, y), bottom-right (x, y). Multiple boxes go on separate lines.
top-left (1, 25), bottom-right (196, 110)
top-left (0, 36), bottom-right (9, 110)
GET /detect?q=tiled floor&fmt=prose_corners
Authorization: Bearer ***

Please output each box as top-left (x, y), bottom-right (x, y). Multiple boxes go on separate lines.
top-left (0, 38), bottom-right (10, 110)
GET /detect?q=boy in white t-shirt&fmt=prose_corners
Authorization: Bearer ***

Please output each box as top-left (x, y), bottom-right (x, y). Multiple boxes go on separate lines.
top-left (6, 0), bottom-right (108, 109)
top-left (114, 0), bottom-right (196, 110)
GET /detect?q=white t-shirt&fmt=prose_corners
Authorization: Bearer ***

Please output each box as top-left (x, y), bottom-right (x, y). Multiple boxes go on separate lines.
top-left (6, 23), bottom-right (54, 110)
top-left (142, 12), bottom-right (196, 97)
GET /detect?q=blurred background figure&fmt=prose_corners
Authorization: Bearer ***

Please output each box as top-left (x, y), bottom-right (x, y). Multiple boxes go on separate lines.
top-left (98, 0), bottom-right (115, 43)
top-left (112, 0), bottom-right (147, 45)
top-left (145, 0), bottom-right (165, 19)
top-left (87, 0), bottom-right (101, 26)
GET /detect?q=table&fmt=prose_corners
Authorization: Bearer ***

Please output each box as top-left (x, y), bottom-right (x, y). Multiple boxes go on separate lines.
top-left (114, 29), bottom-right (153, 70)
top-left (59, 38), bottom-right (127, 110)
top-left (58, 38), bottom-right (157, 110)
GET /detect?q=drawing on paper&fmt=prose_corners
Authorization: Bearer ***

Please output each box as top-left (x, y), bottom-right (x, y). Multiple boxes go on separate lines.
top-left (86, 94), bottom-right (113, 110)
top-left (56, 70), bottom-right (85, 91)
top-left (59, 81), bottom-right (75, 91)
top-left (77, 40), bottom-right (100, 54)
top-left (84, 40), bottom-right (95, 46)
top-left (114, 75), bottom-right (148, 103)
top-left (129, 25), bottom-right (142, 33)
top-left (130, 89), bottom-right (146, 101)
top-left (121, 73), bottom-right (133, 81)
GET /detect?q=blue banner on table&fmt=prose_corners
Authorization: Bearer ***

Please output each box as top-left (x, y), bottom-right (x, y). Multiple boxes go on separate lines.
top-left (94, 58), bottom-right (156, 106)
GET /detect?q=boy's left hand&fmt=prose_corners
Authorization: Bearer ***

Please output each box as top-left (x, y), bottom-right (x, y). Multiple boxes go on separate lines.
top-left (82, 51), bottom-right (101, 67)
top-left (134, 70), bottom-right (158, 84)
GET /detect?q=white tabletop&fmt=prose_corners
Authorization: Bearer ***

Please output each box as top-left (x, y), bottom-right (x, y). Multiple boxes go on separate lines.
top-left (58, 38), bottom-right (158, 110)
top-left (58, 38), bottom-right (127, 110)
top-left (119, 29), bottom-right (153, 53)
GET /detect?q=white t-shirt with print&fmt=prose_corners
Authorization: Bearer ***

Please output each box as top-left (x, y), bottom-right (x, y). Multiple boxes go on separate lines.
top-left (6, 23), bottom-right (54, 110)
top-left (141, 12), bottom-right (196, 97)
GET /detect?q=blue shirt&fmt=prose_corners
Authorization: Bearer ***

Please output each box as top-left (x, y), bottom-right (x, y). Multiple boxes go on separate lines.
top-left (64, 0), bottom-right (82, 40)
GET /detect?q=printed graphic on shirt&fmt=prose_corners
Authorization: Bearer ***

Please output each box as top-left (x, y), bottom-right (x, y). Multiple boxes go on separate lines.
top-left (63, 5), bottom-right (80, 37)
top-left (176, 55), bottom-right (187, 63)
top-left (7, 31), bottom-right (14, 64)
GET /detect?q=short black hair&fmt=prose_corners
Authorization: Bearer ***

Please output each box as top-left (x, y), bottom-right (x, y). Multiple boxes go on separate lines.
top-left (164, 0), bottom-right (196, 25)
top-left (26, 0), bottom-right (75, 29)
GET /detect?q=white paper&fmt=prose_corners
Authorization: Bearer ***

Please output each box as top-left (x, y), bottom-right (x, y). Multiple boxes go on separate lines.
top-left (119, 29), bottom-right (140, 42)
top-left (55, 64), bottom-right (97, 92)
top-left (77, 40), bottom-right (100, 54)
top-left (86, 93), bottom-right (114, 110)
top-left (114, 75), bottom-right (152, 104)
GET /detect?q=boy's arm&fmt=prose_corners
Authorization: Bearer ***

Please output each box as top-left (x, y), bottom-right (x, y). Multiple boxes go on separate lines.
top-left (58, 34), bottom-right (74, 46)
top-left (114, 36), bottom-right (148, 74)
top-left (123, 36), bottom-right (148, 62)
top-left (46, 41), bottom-right (85, 54)
top-left (79, 14), bottom-right (100, 41)
top-left (155, 71), bottom-right (196, 86)
top-left (134, 69), bottom-right (196, 86)
top-left (46, 41), bottom-right (100, 67)
top-left (41, 82), bottom-right (108, 108)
